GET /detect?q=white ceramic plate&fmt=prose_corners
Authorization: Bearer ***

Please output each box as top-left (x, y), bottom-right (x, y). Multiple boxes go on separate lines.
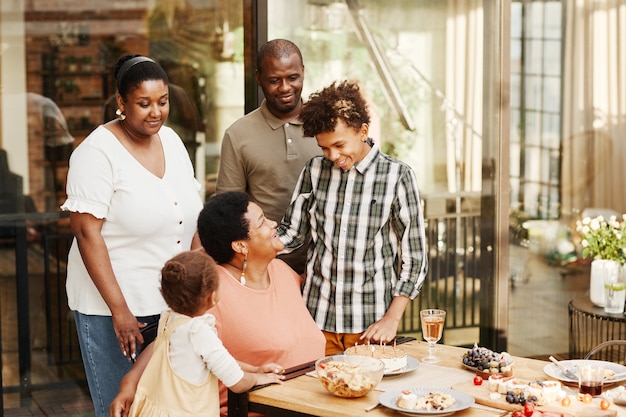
top-left (543, 359), bottom-right (626, 384)
top-left (385, 356), bottom-right (420, 376)
top-left (378, 387), bottom-right (474, 416)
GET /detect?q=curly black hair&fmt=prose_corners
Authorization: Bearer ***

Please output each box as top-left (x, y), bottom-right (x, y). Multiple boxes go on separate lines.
top-left (197, 192), bottom-right (250, 264)
top-left (300, 80), bottom-right (370, 138)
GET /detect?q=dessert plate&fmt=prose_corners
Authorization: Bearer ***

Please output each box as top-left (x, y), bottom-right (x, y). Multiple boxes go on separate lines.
top-left (543, 359), bottom-right (626, 384)
top-left (384, 356), bottom-right (420, 376)
top-left (378, 386), bottom-right (474, 416)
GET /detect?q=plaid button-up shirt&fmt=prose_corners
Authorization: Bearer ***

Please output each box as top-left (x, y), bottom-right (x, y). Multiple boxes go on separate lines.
top-left (278, 143), bottom-right (428, 333)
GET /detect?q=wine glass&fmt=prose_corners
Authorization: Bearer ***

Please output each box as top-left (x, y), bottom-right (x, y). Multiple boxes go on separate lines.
top-left (420, 309), bottom-right (446, 364)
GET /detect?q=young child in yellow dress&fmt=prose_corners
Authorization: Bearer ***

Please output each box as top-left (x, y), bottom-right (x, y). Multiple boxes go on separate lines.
top-left (119, 250), bottom-right (284, 417)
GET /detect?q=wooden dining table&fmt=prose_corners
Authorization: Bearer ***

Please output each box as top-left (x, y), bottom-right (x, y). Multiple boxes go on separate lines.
top-left (228, 339), bottom-right (626, 417)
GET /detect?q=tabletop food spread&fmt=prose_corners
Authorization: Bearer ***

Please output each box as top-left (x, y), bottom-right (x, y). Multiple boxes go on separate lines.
top-left (239, 341), bottom-right (626, 417)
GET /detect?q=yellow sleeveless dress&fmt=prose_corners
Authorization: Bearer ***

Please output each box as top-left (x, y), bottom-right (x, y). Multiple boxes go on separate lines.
top-left (127, 312), bottom-right (220, 417)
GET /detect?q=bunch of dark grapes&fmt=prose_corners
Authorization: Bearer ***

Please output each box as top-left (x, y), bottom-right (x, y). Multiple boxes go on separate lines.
top-left (462, 344), bottom-right (512, 373)
top-left (505, 391), bottom-right (537, 406)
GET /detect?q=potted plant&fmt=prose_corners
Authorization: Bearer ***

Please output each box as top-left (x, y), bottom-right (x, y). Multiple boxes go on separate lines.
top-left (59, 79), bottom-right (80, 102)
top-left (576, 214), bottom-right (626, 306)
top-left (80, 55), bottom-right (93, 71)
top-left (64, 55), bottom-right (78, 72)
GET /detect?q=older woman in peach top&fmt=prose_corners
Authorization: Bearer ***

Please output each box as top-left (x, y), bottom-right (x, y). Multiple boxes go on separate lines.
top-left (110, 192), bottom-right (325, 417)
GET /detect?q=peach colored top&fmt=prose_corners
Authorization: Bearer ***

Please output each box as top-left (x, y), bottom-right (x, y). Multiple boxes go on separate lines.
top-left (210, 259), bottom-right (326, 417)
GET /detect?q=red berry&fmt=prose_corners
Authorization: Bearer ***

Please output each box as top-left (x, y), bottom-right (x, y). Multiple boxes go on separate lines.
top-left (523, 402), bottom-right (535, 417)
top-left (473, 375), bottom-right (483, 385)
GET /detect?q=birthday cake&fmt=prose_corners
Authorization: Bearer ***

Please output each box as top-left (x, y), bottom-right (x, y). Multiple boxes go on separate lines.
top-left (344, 344), bottom-right (408, 373)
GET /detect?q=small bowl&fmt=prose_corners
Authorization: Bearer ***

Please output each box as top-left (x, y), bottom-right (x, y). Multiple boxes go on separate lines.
top-left (315, 354), bottom-right (384, 398)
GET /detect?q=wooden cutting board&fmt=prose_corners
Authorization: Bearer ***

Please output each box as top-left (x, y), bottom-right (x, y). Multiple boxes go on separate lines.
top-left (452, 380), bottom-right (620, 417)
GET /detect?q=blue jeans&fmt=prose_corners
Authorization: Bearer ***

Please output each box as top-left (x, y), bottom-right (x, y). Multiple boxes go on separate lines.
top-left (74, 312), bottom-right (159, 417)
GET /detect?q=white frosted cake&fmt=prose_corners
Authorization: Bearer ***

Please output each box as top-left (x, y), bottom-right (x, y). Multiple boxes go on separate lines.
top-left (344, 344), bottom-right (408, 373)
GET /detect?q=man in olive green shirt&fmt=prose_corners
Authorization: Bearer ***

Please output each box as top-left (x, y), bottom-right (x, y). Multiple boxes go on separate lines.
top-left (216, 39), bottom-right (320, 274)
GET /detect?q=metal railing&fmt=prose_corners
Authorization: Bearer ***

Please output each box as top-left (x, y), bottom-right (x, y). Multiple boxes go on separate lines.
top-left (400, 195), bottom-right (482, 344)
top-left (43, 232), bottom-right (81, 366)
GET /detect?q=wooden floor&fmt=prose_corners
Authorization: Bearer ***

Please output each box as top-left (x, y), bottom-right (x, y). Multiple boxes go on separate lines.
top-left (1, 243), bottom-right (93, 416)
top-left (3, 384), bottom-right (93, 417)
top-left (1, 244), bottom-right (591, 415)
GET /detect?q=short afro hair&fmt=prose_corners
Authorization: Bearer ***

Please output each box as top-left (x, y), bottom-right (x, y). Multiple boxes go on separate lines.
top-left (256, 39), bottom-right (303, 73)
top-left (197, 192), bottom-right (250, 264)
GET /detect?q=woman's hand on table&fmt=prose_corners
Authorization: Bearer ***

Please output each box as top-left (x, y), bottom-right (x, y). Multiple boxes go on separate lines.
top-left (255, 370), bottom-right (285, 386)
top-left (239, 362), bottom-right (284, 375)
top-left (258, 363), bottom-right (285, 375)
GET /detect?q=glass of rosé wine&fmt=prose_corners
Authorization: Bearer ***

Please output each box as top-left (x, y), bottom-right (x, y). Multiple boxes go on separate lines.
top-left (420, 309), bottom-right (446, 364)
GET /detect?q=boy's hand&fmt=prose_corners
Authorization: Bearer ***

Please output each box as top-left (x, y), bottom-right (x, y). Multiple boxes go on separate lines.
top-left (360, 315), bottom-right (399, 344)
top-left (361, 295), bottom-right (408, 343)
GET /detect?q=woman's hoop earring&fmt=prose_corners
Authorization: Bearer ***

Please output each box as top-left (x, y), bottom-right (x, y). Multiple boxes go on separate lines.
top-left (115, 108), bottom-right (126, 121)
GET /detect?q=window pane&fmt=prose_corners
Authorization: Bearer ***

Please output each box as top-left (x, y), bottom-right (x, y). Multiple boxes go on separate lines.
top-left (524, 76), bottom-right (543, 111)
top-left (511, 2), bottom-right (523, 39)
top-left (543, 40), bottom-right (562, 76)
top-left (523, 111), bottom-right (541, 146)
top-left (542, 77), bottom-right (561, 113)
top-left (543, 113), bottom-right (561, 148)
top-left (526, 2), bottom-right (545, 38)
top-left (544, 2), bottom-right (563, 39)
top-left (524, 40), bottom-right (544, 74)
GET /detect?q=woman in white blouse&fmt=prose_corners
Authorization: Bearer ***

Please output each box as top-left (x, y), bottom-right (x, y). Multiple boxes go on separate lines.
top-left (61, 54), bottom-right (203, 417)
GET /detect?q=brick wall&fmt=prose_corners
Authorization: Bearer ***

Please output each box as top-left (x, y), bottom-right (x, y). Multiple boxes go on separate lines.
top-left (24, 11), bottom-right (148, 212)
